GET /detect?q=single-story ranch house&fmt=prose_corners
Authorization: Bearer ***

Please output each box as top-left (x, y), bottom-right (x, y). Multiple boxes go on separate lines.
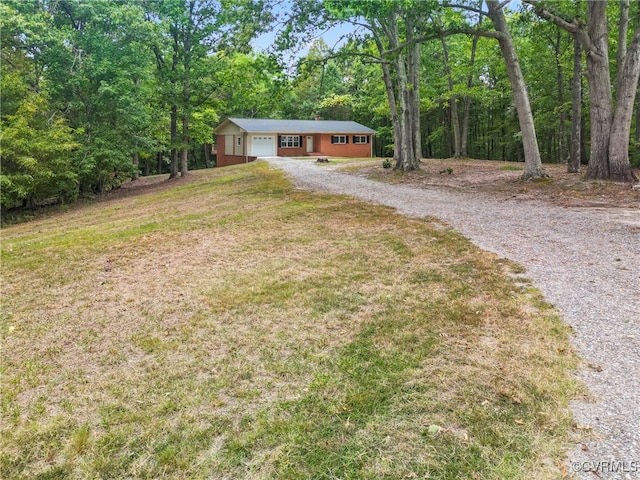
top-left (214, 117), bottom-right (376, 167)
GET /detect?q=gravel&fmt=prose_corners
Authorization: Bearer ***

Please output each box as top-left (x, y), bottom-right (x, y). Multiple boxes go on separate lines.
top-left (266, 157), bottom-right (640, 479)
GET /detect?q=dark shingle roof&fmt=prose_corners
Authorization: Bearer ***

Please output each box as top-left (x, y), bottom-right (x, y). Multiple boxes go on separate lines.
top-left (220, 118), bottom-right (375, 134)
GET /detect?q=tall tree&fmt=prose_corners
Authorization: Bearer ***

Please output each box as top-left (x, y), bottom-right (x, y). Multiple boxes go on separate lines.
top-left (569, 34), bottom-right (582, 173)
top-left (1, 0), bottom-right (158, 198)
top-left (526, 0), bottom-right (640, 182)
top-left (0, 3), bottom-right (79, 209)
top-left (277, 0), bottom-right (439, 170)
top-left (321, 0), bottom-right (438, 171)
top-left (440, 37), bottom-right (462, 157)
top-left (147, 0), bottom-right (271, 178)
top-left (483, 0), bottom-right (547, 179)
top-left (45, 0), bottom-right (158, 192)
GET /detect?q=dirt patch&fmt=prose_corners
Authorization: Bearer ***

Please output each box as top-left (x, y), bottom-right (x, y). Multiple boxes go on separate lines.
top-left (345, 159), bottom-right (640, 209)
top-left (98, 172), bottom-right (205, 202)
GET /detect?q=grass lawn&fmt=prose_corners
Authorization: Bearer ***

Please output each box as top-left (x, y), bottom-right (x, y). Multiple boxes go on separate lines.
top-left (1, 162), bottom-right (581, 479)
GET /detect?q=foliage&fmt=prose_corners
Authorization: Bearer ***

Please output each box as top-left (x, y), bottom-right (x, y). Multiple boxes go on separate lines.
top-left (0, 85), bottom-right (79, 209)
top-left (0, 3), bottom-right (79, 210)
top-left (3, 0), bottom-right (640, 213)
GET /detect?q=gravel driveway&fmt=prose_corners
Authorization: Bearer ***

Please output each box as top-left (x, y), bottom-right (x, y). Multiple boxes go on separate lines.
top-left (266, 157), bottom-right (640, 479)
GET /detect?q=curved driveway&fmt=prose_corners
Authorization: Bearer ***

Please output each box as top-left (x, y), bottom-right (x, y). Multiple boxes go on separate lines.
top-left (266, 157), bottom-right (640, 478)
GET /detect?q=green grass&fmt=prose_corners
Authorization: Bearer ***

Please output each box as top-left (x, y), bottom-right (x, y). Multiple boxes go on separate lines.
top-left (1, 161), bottom-right (581, 479)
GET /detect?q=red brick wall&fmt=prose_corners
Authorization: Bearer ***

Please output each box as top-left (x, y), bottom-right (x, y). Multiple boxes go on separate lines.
top-left (216, 132), bottom-right (373, 165)
top-left (217, 155), bottom-right (257, 167)
top-left (276, 134), bottom-right (308, 157)
top-left (316, 134), bottom-right (372, 157)
top-left (276, 133), bottom-right (372, 157)
top-left (216, 134), bottom-right (257, 167)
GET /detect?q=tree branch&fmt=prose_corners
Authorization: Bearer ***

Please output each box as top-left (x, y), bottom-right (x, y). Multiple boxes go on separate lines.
top-left (0, 53), bottom-right (17, 69)
top-left (522, 0), bottom-right (595, 53)
top-left (442, 2), bottom-right (488, 17)
top-left (467, 28), bottom-right (503, 41)
top-left (59, 1), bottom-right (80, 30)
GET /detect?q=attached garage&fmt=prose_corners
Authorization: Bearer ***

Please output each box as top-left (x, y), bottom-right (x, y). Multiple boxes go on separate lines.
top-left (214, 118), bottom-right (375, 167)
top-left (251, 135), bottom-right (275, 157)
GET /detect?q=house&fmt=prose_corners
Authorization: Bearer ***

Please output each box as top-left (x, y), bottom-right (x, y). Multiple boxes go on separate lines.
top-left (213, 117), bottom-right (376, 167)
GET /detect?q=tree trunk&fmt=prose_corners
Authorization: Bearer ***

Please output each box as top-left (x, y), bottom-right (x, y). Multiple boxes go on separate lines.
top-left (372, 26), bottom-right (401, 166)
top-left (637, 2), bottom-right (640, 154)
top-left (204, 143), bottom-right (211, 168)
top-left (530, 0), bottom-right (639, 181)
top-left (380, 58), bottom-right (401, 165)
top-left (396, 50), bottom-right (417, 170)
top-left (461, 3), bottom-right (482, 158)
top-left (169, 104), bottom-right (179, 178)
top-left (554, 30), bottom-right (568, 163)
top-left (486, 0), bottom-right (546, 179)
top-left (375, 12), bottom-right (420, 171)
top-left (635, 88), bottom-right (640, 155)
top-left (461, 34), bottom-right (479, 158)
top-left (180, 115), bottom-right (189, 177)
top-left (442, 37), bottom-right (461, 157)
top-left (608, 25), bottom-right (640, 182)
top-left (410, 43), bottom-right (423, 161)
top-left (616, 0), bottom-right (630, 93)
top-left (407, 18), bottom-right (422, 161)
top-left (132, 153), bottom-right (139, 181)
top-left (443, 107), bottom-right (452, 157)
top-left (583, 2), bottom-right (613, 180)
top-left (569, 36), bottom-right (582, 173)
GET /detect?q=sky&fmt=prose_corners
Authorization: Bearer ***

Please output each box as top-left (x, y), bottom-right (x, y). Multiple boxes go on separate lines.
top-left (250, 1), bottom-right (360, 67)
top-left (250, 1), bottom-right (523, 68)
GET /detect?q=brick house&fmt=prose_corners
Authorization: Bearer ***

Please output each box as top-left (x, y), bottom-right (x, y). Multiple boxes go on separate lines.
top-left (213, 117), bottom-right (375, 167)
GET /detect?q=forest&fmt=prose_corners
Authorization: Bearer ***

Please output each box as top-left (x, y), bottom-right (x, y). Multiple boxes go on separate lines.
top-left (2, 0), bottom-right (640, 211)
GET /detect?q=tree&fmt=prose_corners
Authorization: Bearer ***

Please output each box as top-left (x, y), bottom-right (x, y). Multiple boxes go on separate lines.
top-left (569, 33), bottom-right (582, 173)
top-left (39, 0), bottom-right (159, 193)
top-left (320, 0), bottom-right (436, 171)
top-left (481, 0), bottom-right (547, 179)
top-left (526, 0), bottom-right (640, 182)
top-left (0, 1), bottom-right (79, 209)
top-left (0, 69), bottom-right (78, 210)
top-left (147, 0), bottom-right (271, 178)
top-left (214, 52), bottom-right (285, 119)
top-left (276, 0), bottom-right (436, 170)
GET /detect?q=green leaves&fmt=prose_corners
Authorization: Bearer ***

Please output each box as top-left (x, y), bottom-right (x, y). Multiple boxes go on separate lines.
top-left (0, 91), bottom-right (79, 208)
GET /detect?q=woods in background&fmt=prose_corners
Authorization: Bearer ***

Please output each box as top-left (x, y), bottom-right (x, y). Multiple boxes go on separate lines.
top-left (2, 0), bottom-right (639, 211)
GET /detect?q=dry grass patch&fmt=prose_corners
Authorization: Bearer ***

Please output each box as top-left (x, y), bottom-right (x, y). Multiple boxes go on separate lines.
top-left (1, 162), bottom-right (581, 479)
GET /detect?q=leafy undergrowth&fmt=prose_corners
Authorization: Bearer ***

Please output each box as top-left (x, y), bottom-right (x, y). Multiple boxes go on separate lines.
top-left (1, 162), bottom-right (581, 479)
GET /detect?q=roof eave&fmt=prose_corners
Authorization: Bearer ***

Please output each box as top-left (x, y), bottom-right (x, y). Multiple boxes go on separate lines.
top-left (213, 118), bottom-right (249, 134)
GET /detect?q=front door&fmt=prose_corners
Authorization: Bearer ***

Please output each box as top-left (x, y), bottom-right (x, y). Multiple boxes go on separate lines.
top-left (306, 136), bottom-right (313, 153)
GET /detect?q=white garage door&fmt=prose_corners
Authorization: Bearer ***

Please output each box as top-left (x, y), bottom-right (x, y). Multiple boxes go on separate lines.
top-left (251, 136), bottom-right (275, 157)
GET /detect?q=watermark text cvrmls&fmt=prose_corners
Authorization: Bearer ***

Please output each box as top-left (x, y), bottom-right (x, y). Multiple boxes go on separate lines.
top-left (571, 460), bottom-right (640, 475)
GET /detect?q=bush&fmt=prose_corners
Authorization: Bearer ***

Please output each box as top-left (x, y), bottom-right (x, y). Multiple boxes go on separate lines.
top-left (382, 158), bottom-right (392, 169)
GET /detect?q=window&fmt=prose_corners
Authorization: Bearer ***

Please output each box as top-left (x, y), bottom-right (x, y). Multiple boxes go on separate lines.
top-left (331, 135), bottom-right (347, 144)
top-left (279, 135), bottom-right (301, 148)
top-left (353, 135), bottom-right (369, 144)
top-left (236, 136), bottom-right (242, 146)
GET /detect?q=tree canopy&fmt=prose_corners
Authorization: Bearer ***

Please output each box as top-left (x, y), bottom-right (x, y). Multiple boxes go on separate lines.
top-left (2, 0), bottom-right (639, 211)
